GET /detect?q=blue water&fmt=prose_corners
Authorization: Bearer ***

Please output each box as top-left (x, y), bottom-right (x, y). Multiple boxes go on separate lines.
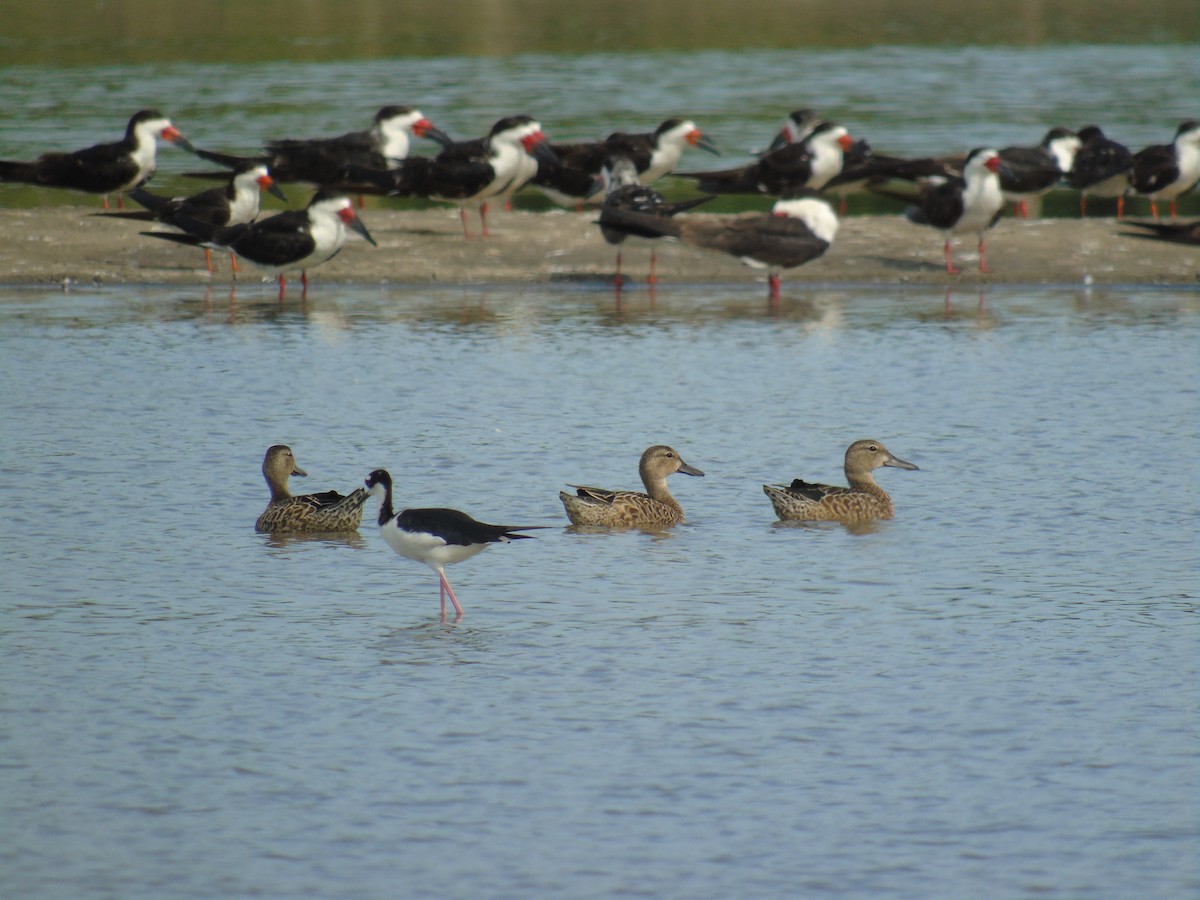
top-left (1, 281), bottom-right (1197, 897)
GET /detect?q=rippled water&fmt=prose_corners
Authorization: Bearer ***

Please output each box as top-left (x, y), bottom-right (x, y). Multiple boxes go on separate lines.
top-left (1, 282), bottom-right (1196, 897)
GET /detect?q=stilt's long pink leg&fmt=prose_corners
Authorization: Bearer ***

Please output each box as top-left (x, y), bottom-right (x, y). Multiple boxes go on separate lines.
top-left (439, 571), bottom-right (464, 617)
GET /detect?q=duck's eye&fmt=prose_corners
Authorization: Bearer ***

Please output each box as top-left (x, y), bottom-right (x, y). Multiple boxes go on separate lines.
top-left (869, 445), bottom-right (878, 452)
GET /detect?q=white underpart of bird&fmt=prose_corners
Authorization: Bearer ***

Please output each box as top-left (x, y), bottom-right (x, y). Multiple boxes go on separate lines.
top-left (954, 150), bottom-right (1005, 237)
top-left (805, 124), bottom-right (853, 190)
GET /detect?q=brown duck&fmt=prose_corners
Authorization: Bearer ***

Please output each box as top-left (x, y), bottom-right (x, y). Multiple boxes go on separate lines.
top-left (255, 445), bottom-right (368, 533)
top-left (560, 445), bottom-right (704, 529)
top-left (763, 439), bottom-right (918, 523)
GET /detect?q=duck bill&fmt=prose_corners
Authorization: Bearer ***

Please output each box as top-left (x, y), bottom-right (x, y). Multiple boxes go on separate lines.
top-left (678, 462), bottom-right (705, 477)
top-left (885, 455), bottom-right (919, 471)
top-left (338, 207), bottom-right (378, 246)
top-left (414, 118), bottom-right (453, 147)
top-left (837, 133), bottom-right (855, 152)
top-left (689, 130), bottom-right (721, 156)
top-left (292, 465), bottom-right (308, 477)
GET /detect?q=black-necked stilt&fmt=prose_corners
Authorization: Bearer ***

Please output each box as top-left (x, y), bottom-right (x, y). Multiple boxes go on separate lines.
top-left (365, 468), bottom-right (543, 620)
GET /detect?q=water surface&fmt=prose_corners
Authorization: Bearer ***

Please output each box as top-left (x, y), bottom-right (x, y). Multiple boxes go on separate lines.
top-left (1, 282), bottom-right (1196, 897)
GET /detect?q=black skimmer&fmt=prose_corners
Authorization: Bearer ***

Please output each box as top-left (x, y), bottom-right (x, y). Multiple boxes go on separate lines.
top-left (141, 191), bottom-right (375, 297)
top-left (1067, 125), bottom-right (1134, 217)
top-left (1120, 218), bottom-right (1200, 247)
top-left (765, 108), bottom-right (823, 153)
top-left (597, 193), bottom-right (838, 299)
top-left (529, 153), bottom-right (606, 209)
top-left (675, 121), bottom-right (855, 197)
top-left (760, 111), bottom-right (940, 212)
top-left (0, 109), bottom-right (195, 208)
top-left (342, 115), bottom-right (557, 237)
top-left (1130, 120), bottom-right (1200, 219)
top-left (597, 118), bottom-right (719, 184)
top-left (900, 148), bottom-right (1006, 274)
top-left (596, 156), bottom-right (714, 285)
top-left (493, 118), bottom-right (558, 211)
top-left (996, 127), bottom-right (1080, 217)
top-left (808, 136), bottom-right (888, 213)
top-left (99, 162), bottom-right (285, 272)
top-left (192, 105), bottom-right (451, 188)
top-left (532, 118), bottom-right (719, 207)
top-left (364, 468), bottom-right (543, 621)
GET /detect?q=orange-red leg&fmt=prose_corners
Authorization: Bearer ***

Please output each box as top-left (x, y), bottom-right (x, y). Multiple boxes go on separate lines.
top-left (768, 272), bottom-right (781, 299)
top-left (944, 239), bottom-right (960, 275)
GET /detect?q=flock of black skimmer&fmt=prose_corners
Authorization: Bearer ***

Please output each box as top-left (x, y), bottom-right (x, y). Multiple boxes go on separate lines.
top-left (1, 108), bottom-right (1197, 298)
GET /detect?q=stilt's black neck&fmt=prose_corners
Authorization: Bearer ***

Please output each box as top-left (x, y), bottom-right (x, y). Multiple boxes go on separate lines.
top-left (376, 482), bottom-right (394, 526)
top-left (369, 470), bottom-right (395, 525)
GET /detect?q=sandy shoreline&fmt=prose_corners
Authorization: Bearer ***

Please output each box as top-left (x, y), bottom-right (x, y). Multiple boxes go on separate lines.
top-left (0, 205), bottom-right (1196, 289)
